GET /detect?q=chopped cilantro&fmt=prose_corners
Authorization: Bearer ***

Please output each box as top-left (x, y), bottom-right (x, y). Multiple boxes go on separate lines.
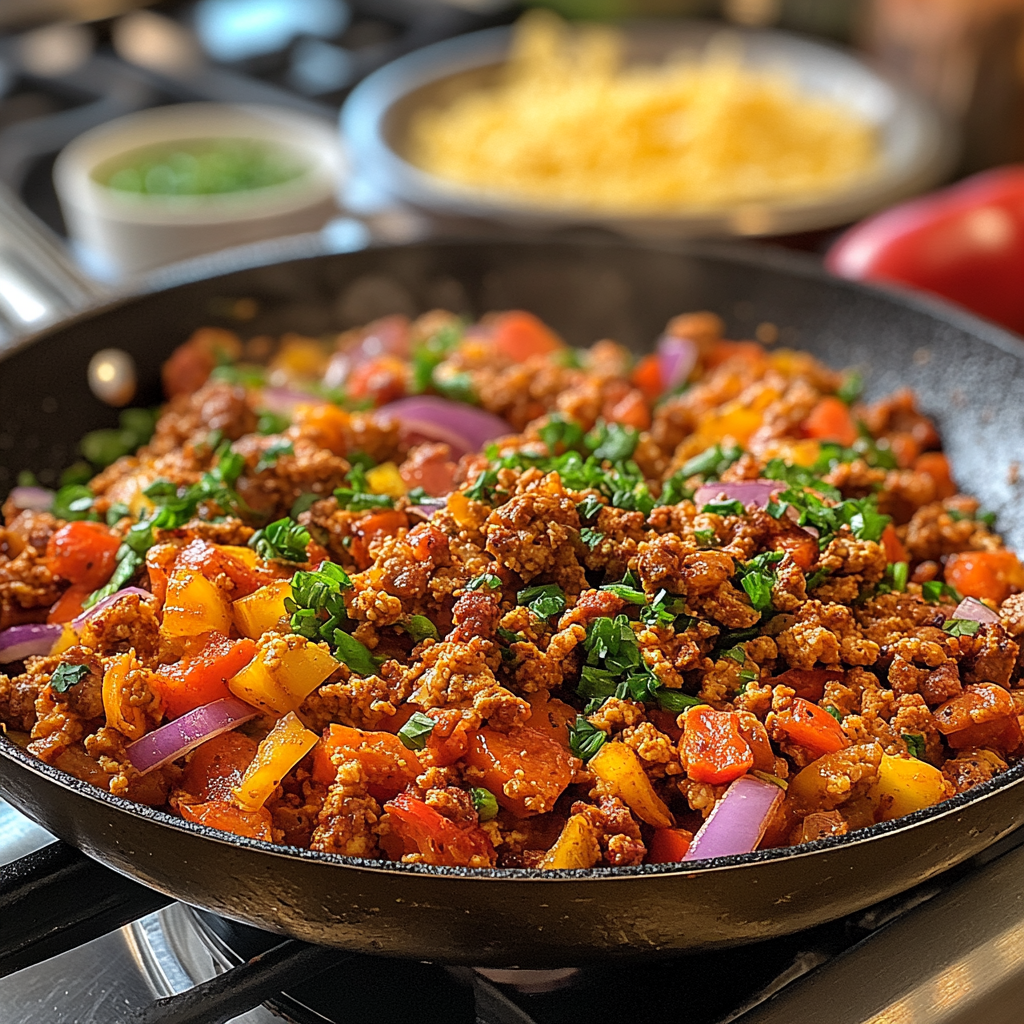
top-left (517, 583), bottom-right (566, 619)
top-left (921, 580), bottom-right (960, 604)
top-left (333, 487), bottom-right (393, 512)
top-left (496, 626), bottom-right (520, 644)
top-left (903, 732), bottom-right (926, 760)
top-left (255, 439), bottom-right (294, 474)
top-left (52, 484), bottom-right (97, 522)
top-left (105, 502), bottom-right (130, 526)
top-left (701, 499), bottom-right (745, 517)
top-left (979, 510), bottom-right (997, 529)
top-left (397, 711), bottom-right (435, 751)
top-left (539, 414), bottom-right (584, 453)
top-left (599, 573), bottom-right (647, 605)
top-left (256, 409), bottom-right (290, 435)
top-left (466, 573), bottom-right (502, 591)
top-left (586, 421), bottom-right (639, 462)
top-left (568, 716), bottom-right (607, 761)
top-left (580, 526), bottom-right (605, 550)
top-left (680, 444), bottom-right (743, 480)
top-left (825, 705), bottom-right (843, 723)
top-left (83, 549), bottom-right (142, 609)
top-left (209, 362), bottom-right (266, 388)
top-left (80, 407), bottom-right (157, 469)
top-left (332, 629), bottom-right (381, 676)
top-left (836, 371), bottom-right (863, 406)
top-left (49, 663), bottom-right (90, 693)
top-left (640, 589), bottom-right (690, 629)
top-left (464, 468), bottom-right (498, 503)
top-left (290, 492), bottom-right (319, 518)
top-left (694, 528), bottom-right (716, 546)
top-left (891, 561), bottom-right (909, 593)
top-left (721, 645), bottom-right (747, 664)
top-left (60, 462), bottom-right (94, 488)
top-left (285, 562), bottom-right (358, 656)
top-left (144, 445), bottom-right (250, 529)
top-left (737, 551), bottom-right (783, 613)
top-left (944, 618), bottom-right (981, 637)
top-left (249, 517), bottom-right (310, 562)
top-left (410, 322), bottom-right (462, 394)
top-left (657, 471), bottom-right (694, 507)
top-left (737, 667), bottom-right (759, 684)
top-left (576, 494), bottom-right (605, 521)
top-left (471, 787), bottom-right (499, 821)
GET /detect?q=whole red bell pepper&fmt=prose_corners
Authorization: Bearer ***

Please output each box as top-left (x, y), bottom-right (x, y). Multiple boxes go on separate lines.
top-left (826, 166), bottom-right (1024, 334)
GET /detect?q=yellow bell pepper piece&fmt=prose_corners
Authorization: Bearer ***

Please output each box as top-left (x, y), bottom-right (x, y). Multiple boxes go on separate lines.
top-left (218, 544), bottom-right (260, 569)
top-left (52, 624), bottom-right (78, 656)
top-left (760, 438), bottom-right (821, 469)
top-left (233, 579), bottom-right (292, 639)
top-left (539, 813), bottom-right (601, 870)
top-left (162, 567), bottom-right (233, 638)
top-left (232, 711), bottom-right (318, 811)
top-left (102, 650), bottom-right (147, 741)
top-left (365, 462), bottom-right (406, 498)
top-left (871, 753), bottom-right (950, 821)
top-left (589, 741), bottom-right (674, 829)
top-left (269, 334), bottom-right (328, 378)
top-left (228, 634), bottom-right (339, 714)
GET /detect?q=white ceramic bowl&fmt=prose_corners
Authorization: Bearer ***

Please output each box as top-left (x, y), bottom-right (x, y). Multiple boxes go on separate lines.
top-left (341, 23), bottom-right (957, 239)
top-left (54, 102), bottom-right (344, 279)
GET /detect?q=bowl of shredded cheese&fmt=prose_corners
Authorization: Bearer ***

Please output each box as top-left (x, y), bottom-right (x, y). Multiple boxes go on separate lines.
top-left (342, 13), bottom-right (955, 238)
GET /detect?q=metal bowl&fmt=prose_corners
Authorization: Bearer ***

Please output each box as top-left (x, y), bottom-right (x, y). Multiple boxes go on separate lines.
top-left (341, 22), bottom-right (957, 239)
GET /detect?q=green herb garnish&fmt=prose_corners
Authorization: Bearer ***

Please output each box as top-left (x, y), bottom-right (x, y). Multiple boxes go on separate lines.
top-left (403, 615), bottom-right (439, 642)
top-left (398, 711), bottom-right (435, 751)
top-left (580, 526), bottom-right (605, 550)
top-left (249, 517), bottom-right (310, 562)
top-left (568, 716), bottom-right (607, 761)
top-left (255, 439), bottom-right (294, 474)
top-left (517, 584), bottom-right (566, 619)
top-left (49, 663), bottom-right (90, 693)
top-left (903, 732), bottom-right (926, 760)
top-left (466, 573), bottom-right (502, 591)
top-left (944, 618), bottom-right (981, 637)
top-left (471, 787), bottom-right (499, 821)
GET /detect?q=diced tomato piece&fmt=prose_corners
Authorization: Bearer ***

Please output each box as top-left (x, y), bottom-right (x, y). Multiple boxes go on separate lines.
top-left (46, 521), bottom-right (121, 589)
top-left (383, 791), bottom-right (495, 866)
top-left (350, 509), bottom-right (408, 569)
top-left (465, 726), bottom-right (574, 817)
top-left (802, 396), bottom-right (858, 447)
top-left (632, 353), bottom-right (663, 400)
top-left (774, 697), bottom-right (849, 758)
top-left (157, 633), bottom-right (257, 719)
top-left (881, 523), bottom-right (909, 564)
top-left (177, 539), bottom-right (262, 598)
top-left (945, 550), bottom-right (1024, 604)
top-left (313, 724), bottom-right (421, 794)
top-left (646, 827), bottom-right (693, 863)
top-left (162, 327), bottom-right (240, 398)
top-left (773, 526), bottom-right (818, 572)
top-left (408, 523), bottom-right (449, 565)
top-left (399, 445), bottom-right (458, 498)
top-left (47, 584), bottom-right (92, 624)
top-left (180, 799), bottom-right (274, 841)
top-left (914, 451), bottom-right (957, 499)
top-left (491, 311), bottom-right (563, 361)
top-left (680, 707), bottom-right (753, 785)
top-left (183, 731), bottom-right (259, 801)
top-left (768, 668), bottom-right (845, 703)
top-left (345, 355), bottom-right (408, 406)
top-left (934, 682), bottom-right (1016, 734)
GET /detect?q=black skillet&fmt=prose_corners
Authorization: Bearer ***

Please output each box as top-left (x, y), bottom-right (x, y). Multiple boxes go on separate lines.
top-left (1, 237), bottom-right (1024, 967)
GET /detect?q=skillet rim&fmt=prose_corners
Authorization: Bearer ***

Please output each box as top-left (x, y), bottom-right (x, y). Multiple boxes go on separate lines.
top-left (2, 234), bottom-right (1023, 882)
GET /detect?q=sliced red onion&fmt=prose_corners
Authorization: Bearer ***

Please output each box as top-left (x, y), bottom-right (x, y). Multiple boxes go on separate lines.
top-left (259, 386), bottom-right (316, 415)
top-left (657, 335), bottom-right (698, 392)
top-left (376, 397), bottom-right (512, 460)
top-left (0, 622), bottom-right (63, 663)
top-left (8, 486), bottom-right (55, 512)
top-left (682, 774), bottom-right (783, 862)
top-left (72, 587), bottom-right (152, 631)
top-left (125, 696), bottom-right (259, 775)
top-left (694, 480), bottom-right (778, 509)
top-left (953, 596), bottom-right (999, 624)
top-left (406, 497), bottom-right (449, 520)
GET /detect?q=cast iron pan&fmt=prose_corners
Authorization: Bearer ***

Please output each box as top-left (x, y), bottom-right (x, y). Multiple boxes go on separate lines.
top-left (1, 238), bottom-right (1023, 967)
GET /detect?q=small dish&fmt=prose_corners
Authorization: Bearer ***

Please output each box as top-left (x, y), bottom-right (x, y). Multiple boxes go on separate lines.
top-left (341, 23), bottom-right (957, 239)
top-left (54, 102), bottom-right (344, 279)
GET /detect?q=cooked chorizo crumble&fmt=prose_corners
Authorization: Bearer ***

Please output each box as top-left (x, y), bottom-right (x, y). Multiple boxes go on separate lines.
top-left (2, 308), bottom-right (1021, 869)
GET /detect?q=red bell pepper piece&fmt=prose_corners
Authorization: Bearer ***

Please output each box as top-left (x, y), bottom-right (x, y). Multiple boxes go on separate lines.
top-left (312, 723), bottom-right (421, 796)
top-left (826, 166), bottom-right (1024, 334)
top-left (802, 396), bottom-right (858, 447)
top-left (157, 633), bottom-right (256, 719)
top-left (945, 550), bottom-right (1024, 604)
top-left (646, 827), bottom-right (693, 864)
top-left (491, 310), bottom-right (563, 361)
top-left (768, 668), bottom-right (845, 704)
top-left (774, 697), bottom-right (849, 758)
top-left (46, 521), bottom-right (121, 589)
top-left (680, 706), bottom-right (753, 785)
top-left (383, 791), bottom-right (496, 866)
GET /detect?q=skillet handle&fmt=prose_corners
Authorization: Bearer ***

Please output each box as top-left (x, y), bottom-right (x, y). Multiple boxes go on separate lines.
top-left (0, 183), bottom-right (109, 344)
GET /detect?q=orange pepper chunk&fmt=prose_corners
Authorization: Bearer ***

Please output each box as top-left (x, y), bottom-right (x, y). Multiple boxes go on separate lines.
top-left (914, 451), bottom-right (957, 499)
top-left (491, 310), bottom-right (563, 361)
top-left (350, 509), bottom-right (408, 569)
top-left (646, 827), bottom-right (693, 864)
top-left (47, 584), bottom-right (93, 624)
top-left (774, 697), bottom-right (849, 758)
top-left (46, 520), bottom-right (121, 589)
top-left (181, 799), bottom-right (274, 841)
top-left (157, 633), bottom-right (257, 719)
top-left (802, 396), bottom-right (858, 447)
top-left (183, 731), bottom-right (259, 802)
top-left (465, 725), bottom-right (574, 817)
top-left (881, 523), bottom-right (909, 564)
top-left (345, 355), bottom-right (408, 406)
top-left (945, 550), bottom-right (1024, 604)
top-left (679, 706), bottom-right (754, 785)
top-left (705, 340), bottom-right (765, 369)
top-left (177, 539), bottom-right (263, 599)
top-left (935, 683), bottom-right (1022, 752)
top-left (768, 668), bottom-right (845, 704)
top-left (312, 723), bottom-right (421, 794)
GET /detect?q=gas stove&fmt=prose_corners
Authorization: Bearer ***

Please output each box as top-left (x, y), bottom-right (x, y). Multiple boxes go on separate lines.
top-left (2, 794), bottom-right (1023, 1024)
